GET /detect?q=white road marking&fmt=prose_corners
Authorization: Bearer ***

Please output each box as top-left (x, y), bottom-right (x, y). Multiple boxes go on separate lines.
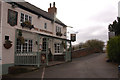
top-left (41, 66), bottom-right (45, 80)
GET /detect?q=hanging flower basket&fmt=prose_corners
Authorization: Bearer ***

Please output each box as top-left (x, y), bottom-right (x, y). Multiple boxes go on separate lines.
top-left (21, 21), bottom-right (34, 30)
top-left (4, 40), bottom-right (12, 49)
top-left (17, 36), bottom-right (25, 44)
top-left (17, 30), bottom-right (25, 44)
top-left (56, 32), bottom-right (62, 36)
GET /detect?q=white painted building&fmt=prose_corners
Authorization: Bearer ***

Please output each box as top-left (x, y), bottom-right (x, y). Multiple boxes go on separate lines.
top-left (0, 1), bottom-right (72, 74)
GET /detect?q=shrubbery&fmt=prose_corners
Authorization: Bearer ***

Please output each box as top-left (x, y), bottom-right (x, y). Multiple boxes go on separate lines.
top-left (72, 39), bottom-right (104, 53)
top-left (107, 36), bottom-right (120, 63)
top-left (83, 39), bottom-right (104, 53)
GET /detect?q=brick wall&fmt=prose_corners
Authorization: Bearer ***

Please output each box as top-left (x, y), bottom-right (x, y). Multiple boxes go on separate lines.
top-left (72, 48), bottom-right (97, 58)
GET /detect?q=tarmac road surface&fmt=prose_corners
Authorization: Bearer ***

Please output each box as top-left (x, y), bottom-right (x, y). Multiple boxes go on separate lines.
top-left (6, 53), bottom-right (118, 78)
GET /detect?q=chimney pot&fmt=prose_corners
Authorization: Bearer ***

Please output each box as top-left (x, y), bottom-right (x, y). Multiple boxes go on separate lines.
top-left (50, 3), bottom-right (51, 8)
top-left (53, 2), bottom-right (55, 7)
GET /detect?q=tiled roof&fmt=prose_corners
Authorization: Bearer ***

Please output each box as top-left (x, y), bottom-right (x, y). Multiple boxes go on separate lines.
top-left (8, 1), bottom-right (67, 27)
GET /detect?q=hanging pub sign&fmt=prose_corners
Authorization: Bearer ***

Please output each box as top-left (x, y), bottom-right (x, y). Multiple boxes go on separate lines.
top-left (71, 34), bottom-right (76, 42)
top-left (8, 9), bottom-right (18, 26)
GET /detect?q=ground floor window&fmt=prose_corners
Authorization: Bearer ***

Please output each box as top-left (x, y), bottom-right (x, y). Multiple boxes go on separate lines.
top-left (54, 43), bottom-right (61, 53)
top-left (16, 39), bottom-right (33, 53)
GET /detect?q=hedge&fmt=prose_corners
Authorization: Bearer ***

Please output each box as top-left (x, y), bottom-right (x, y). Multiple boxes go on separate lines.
top-left (107, 36), bottom-right (120, 63)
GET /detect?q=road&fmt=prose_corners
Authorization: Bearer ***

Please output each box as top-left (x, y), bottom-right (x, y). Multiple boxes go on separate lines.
top-left (9, 53), bottom-right (118, 78)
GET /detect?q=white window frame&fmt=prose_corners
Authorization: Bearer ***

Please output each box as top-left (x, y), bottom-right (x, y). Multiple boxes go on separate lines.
top-left (16, 39), bottom-right (33, 53)
top-left (56, 26), bottom-right (61, 33)
top-left (42, 38), bottom-right (47, 52)
top-left (20, 13), bottom-right (32, 23)
top-left (54, 43), bottom-right (61, 53)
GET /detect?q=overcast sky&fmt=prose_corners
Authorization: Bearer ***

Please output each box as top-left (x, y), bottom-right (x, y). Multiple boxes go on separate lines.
top-left (25, 0), bottom-right (120, 45)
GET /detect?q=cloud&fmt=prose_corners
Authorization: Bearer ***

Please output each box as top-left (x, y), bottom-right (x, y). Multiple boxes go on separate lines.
top-left (25, 0), bottom-right (118, 45)
top-left (72, 2), bottom-right (118, 45)
top-left (89, 3), bottom-right (118, 23)
top-left (74, 25), bottom-right (108, 44)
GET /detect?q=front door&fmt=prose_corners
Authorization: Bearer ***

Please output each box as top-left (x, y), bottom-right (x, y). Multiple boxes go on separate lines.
top-left (41, 38), bottom-right (48, 65)
top-left (42, 38), bottom-right (47, 52)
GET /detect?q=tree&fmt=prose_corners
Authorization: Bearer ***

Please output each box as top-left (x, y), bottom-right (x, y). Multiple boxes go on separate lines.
top-left (83, 39), bottom-right (104, 53)
top-left (108, 17), bottom-right (120, 36)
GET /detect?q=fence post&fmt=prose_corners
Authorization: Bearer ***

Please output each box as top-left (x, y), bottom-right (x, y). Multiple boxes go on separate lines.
top-left (46, 37), bottom-right (49, 66)
top-left (14, 29), bottom-right (17, 65)
top-left (70, 40), bottom-right (72, 62)
top-left (37, 34), bottom-right (40, 67)
top-left (65, 40), bottom-right (67, 62)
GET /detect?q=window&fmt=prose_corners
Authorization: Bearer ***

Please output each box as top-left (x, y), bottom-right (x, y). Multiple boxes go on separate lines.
top-left (16, 39), bottom-right (22, 53)
top-left (20, 13), bottom-right (32, 23)
top-left (64, 32), bottom-right (66, 36)
top-left (5, 36), bottom-right (9, 40)
top-left (25, 15), bottom-right (28, 21)
top-left (42, 38), bottom-right (47, 52)
top-left (20, 13), bottom-right (24, 23)
top-left (16, 39), bottom-right (33, 53)
top-left (22, 40), bottom-right (28, 53)
top-left (29, 16), bottom-right (32, 23)
top-left (54, 43), bottom-right (61, 53)
top-left (28, 40), bottom-right (32, 52)
top-left (56, 26), bottom-right (61, 33)
top-left (44, 23), bottom-right (47, 29)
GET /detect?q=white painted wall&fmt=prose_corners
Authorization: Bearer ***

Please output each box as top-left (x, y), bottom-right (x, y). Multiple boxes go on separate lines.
top-left (1, 1), bottom-right (67, 65)
top-left (1, 2), bottom-right (15, 64)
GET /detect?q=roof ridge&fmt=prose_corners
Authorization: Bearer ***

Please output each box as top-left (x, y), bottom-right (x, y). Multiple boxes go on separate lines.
top-left (9, 1), bottom-right (67, 27)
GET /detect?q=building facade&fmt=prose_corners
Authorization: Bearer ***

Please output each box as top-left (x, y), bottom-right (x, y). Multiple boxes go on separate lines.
top-left (0, 1), bottom-right (72, 74)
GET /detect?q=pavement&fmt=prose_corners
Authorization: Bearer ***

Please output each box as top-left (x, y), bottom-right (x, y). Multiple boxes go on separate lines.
top-left (2, 53), bottom-right (118, 79)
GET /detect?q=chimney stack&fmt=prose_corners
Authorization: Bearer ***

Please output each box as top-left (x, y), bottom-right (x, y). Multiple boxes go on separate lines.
top-left (50, 3), bottom-right (51, 8)
top-left (48, 2), bottom-right (57, 15)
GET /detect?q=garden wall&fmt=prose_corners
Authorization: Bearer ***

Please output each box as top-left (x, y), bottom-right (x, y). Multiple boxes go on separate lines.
top-left (72, 48), bottom-right (98, 58)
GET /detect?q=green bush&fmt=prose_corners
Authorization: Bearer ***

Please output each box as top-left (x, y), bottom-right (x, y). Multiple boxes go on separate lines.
top-left (107, 36), bottom-right (120, 63)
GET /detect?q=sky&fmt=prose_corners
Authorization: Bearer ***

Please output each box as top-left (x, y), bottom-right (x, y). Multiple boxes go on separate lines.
top-left (25, 0), bottom-right (120, 45)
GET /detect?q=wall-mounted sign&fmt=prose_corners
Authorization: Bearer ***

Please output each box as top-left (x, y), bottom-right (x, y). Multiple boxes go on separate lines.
top-left (8, 9), bottom-right (18, 26)
top-left (71, 34), bottom-right (76, 42)
top-left (40, 29), bottom-right (53, 34)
